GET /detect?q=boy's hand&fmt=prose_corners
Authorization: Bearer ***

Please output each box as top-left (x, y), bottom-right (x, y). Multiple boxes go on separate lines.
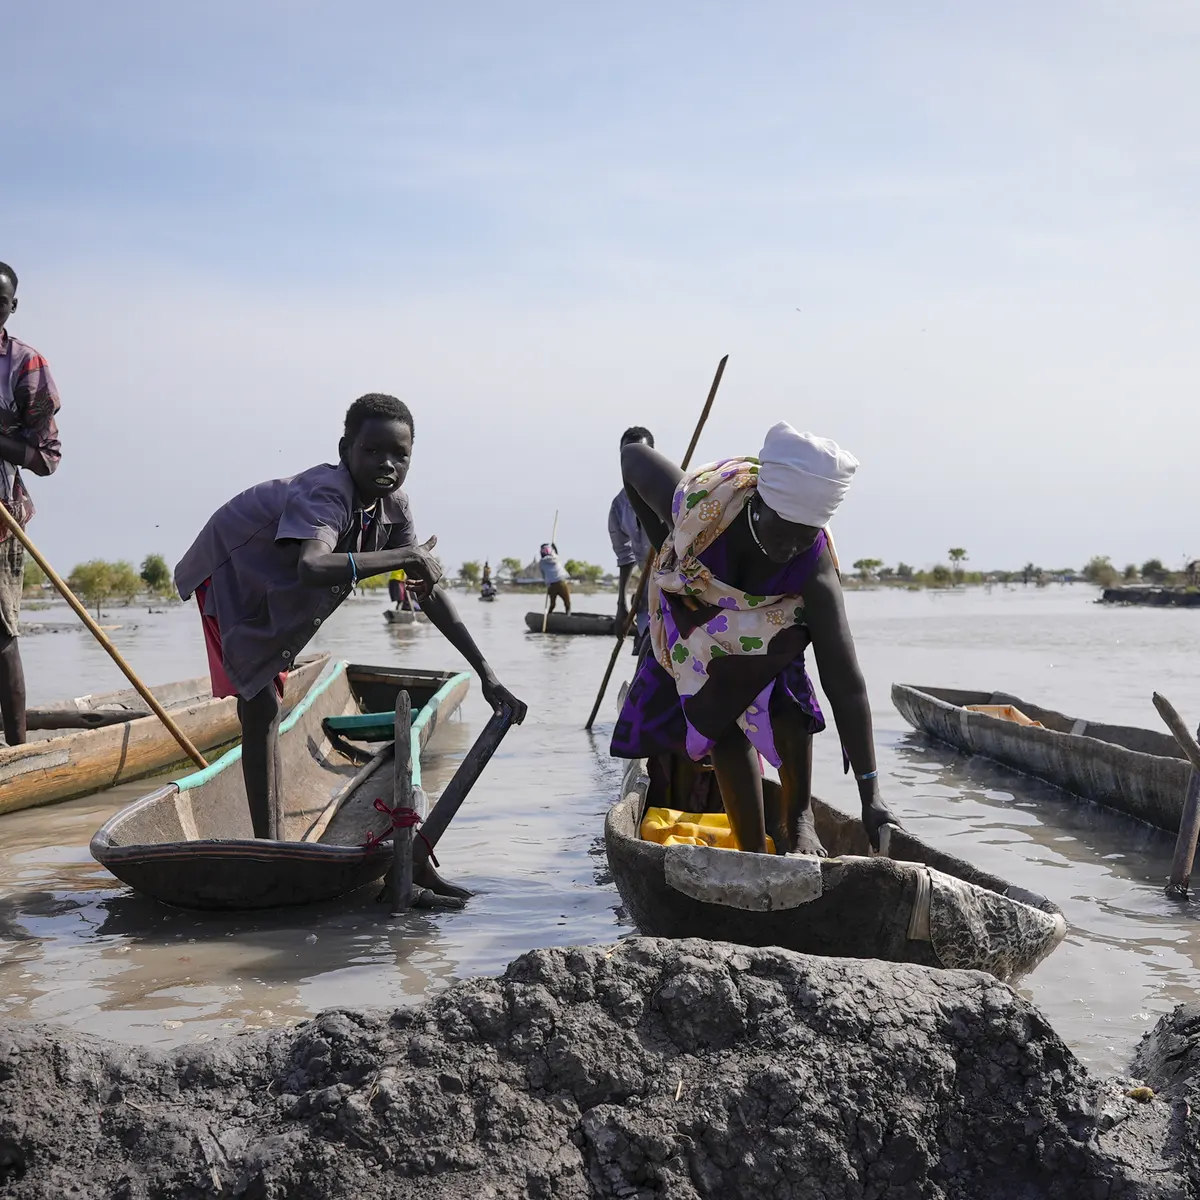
top-left (406, 535), bottom-right (443, 587)
top-left (482, 674), bottom-right (528, 724)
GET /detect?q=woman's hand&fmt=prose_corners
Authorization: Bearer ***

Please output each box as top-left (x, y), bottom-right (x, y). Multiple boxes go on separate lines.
top-left (862, 790), bottom-right (900, 852)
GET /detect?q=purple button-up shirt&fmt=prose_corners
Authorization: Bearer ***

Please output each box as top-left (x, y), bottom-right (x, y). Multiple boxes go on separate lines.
top-left (0, 330), bottom-right (62, 539)
top-left (175, 462), bottom-right (415, 698)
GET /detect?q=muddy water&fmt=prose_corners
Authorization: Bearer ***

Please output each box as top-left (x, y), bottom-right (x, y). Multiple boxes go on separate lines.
top-left (2, 586), bottom-right (1200, 1072)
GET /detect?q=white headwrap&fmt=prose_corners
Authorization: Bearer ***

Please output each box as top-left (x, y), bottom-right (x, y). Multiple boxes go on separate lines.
top-left (757, 422), bottom-right (859, 527)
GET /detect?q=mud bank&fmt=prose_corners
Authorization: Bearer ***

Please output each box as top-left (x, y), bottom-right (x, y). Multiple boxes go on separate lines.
top-left (0, 938), bottom-right (1192, 1199)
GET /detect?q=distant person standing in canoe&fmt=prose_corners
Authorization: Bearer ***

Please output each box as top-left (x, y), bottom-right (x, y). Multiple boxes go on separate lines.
top-left (388, 567), bottom-right (416, 611)
top-left (609, 426), bottom-right (655, 647)
top-left (539, 543), bottom-right (571, 614)
top-left (0, 263), bottom-right (62, 746)
top-left (612, 421), bottom-right (895, 856)
top-left (175, 393), bottom-right (526, 842)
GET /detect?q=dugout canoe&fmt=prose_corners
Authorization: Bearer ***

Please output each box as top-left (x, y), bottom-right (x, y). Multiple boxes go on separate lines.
top-left (90, 659), bottom-right (470, 910)
top-left (605, 759), bottom-right (1066, 981)
top-left (892, 683), bottom-right (1191, 834)
top-left (384, 609), bottom-right (429, 625)
top-left (0, 655), bottom-right (329, 818)
top-left (523, 611), bottom-right (619, 635)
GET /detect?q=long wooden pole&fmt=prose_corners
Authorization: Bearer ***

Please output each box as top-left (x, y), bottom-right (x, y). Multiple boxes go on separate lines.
top-left (1154, 692), bottom-right (1200, 897)
top-left (540, 510), bottom-right (560, 634)
top-left (0, 505), bottom-right (209, 769)
top-left (584, 353), bottom-right (728, 730)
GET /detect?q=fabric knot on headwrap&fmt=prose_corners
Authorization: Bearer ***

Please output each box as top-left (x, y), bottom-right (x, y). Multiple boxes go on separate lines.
top-left (757, 422), bottom-right (858, 528)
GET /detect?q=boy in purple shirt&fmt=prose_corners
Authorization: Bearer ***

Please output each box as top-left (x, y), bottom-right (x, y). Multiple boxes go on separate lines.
top-left (0, 262), bottom-right (63, 745)
top-left (176, 392), bottom-right (525, 839)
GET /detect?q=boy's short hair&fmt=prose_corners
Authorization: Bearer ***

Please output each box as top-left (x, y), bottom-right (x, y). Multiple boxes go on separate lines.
top-left (0, 263), bottom-right (17, 291)
top-left (344, 393), bottom-right (414, 442)
top-left (620, 425), bottom-right (654, 448)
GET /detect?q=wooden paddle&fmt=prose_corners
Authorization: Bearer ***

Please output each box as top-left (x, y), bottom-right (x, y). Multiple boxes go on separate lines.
top-left (540, 510), bottom-right (560, 634)
top-left (584, 353), bottom-right (728, 730)
top-left (0, 505), bottom-right (209, 768)
top-left (1154, 692), bottom-right (1200, 897)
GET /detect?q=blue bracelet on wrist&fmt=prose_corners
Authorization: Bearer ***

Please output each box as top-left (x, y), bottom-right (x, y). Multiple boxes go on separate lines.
top-left (857, 770), bottom-right (878, 782)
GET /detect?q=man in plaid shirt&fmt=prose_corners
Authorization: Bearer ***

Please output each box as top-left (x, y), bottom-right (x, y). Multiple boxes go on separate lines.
top-left (0, 262), bottom-right (63, 744)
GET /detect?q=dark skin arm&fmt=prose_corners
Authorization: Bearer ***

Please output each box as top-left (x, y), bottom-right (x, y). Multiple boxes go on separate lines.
top-left (0, 435), bottom-right (39, 471)
top-left (616, 562), bottom-right (635, 625)
top-left (800, 552), bottom-right (895, 845)
top-left (297, 538), bottom-right (527, 722)
top-left (620, 443), bottom-right (680, 547)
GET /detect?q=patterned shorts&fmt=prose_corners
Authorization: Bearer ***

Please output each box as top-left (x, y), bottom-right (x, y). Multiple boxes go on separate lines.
top-left (0, 536), bottom-right (23, 639)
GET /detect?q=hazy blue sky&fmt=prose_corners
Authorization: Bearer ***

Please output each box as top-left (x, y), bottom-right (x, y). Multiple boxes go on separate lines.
top-left (7, 2), bottom-right (1199, 575)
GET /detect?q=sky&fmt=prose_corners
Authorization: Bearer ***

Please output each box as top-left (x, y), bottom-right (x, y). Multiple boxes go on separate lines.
top-left (6, 1), bottom-right (1200, 576)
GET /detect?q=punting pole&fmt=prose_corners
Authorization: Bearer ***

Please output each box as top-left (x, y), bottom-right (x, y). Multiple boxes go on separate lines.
top-left (1154, 692), bottom-right (1200, 897)
top-left (584, 354), bottom-right (728, 730)
top-left (0, 503), bottom-right (208, 768)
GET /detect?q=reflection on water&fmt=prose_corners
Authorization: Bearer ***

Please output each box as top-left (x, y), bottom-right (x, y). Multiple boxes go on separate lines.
top-left (3, 586), bottom-right (1200, 1072)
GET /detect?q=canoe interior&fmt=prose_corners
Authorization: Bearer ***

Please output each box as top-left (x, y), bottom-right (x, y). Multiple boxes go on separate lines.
top-left (904, 685), bottom-right (1185, 760)
top-left (90, 660), bottom-right (471, 909)
top-left (624, 759), bottom-right (1054, 911)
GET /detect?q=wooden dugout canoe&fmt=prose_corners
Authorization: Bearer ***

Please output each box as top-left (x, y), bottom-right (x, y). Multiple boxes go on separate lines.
top-left (384, 609), bottom-right (429, 625)
top-left (523, 611), bottom-right (620, 635)
top-left (0, 655), bottom-right (329, 818)
top-left (891, 683), bottom-right (1191, 834)
top-left (605, 759), bottom-right (1067, 982)
top-left (90, 659), bottom-right (470, 910)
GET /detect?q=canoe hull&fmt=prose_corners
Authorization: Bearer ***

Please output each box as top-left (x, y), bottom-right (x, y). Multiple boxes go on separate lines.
top-left (892, 683), bottom-right (1190, 833)
top-left (0, 656), bottom-right (329, 817)
top-left (524, 611), bottom-right (617, 635)
top-left (91, 662), bottom-right (470, 910)
top-left (384, 609), bottom-right (429, 624)
top-left (605, 760), bottom-right (1066, 981)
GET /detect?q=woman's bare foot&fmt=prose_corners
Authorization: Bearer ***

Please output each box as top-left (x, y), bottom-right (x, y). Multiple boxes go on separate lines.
top-left (790, 809), bottom-right (827, 857)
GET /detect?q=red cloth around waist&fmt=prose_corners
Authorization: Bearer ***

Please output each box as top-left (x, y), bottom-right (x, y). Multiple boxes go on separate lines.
top-left (194, 579), bottom-right (287, 700)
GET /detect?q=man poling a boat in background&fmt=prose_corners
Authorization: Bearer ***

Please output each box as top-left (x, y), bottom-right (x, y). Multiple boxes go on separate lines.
top-left (609, 425), bottom-right (654, 652)
top-left (611, 421), bottom-right (897, 856)
top-left (174, 392), bottom-right (527, 850)
top-left (0, 262), bottom-right (62, 747)
top-left (539, 542), bottom-right (571, 613)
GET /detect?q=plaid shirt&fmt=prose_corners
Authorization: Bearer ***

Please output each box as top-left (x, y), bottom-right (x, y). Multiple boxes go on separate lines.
top-left (0, 330), bottom-right (62, 539)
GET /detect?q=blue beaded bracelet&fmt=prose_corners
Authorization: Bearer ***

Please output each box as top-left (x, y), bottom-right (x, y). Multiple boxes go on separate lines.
top-left (857, 770), bottom-right (878, 782)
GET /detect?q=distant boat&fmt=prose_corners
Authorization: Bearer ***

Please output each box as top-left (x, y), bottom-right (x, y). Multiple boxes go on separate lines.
top-left (385, 609), bottom-right (429, 625)
top-left (892, 683), bottom-right (1190, 834)
top-left (524, 611), bottom-right (618, 635)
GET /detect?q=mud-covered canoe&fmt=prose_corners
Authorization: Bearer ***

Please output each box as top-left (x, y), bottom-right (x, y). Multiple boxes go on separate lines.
top-left (605, 759), bottom-right (1067, 981)
top-left (524, 611), bottom-right (618, 635)
top-left (0, 655), bottom-right (329, 818)
top-left (892, 683), bottom-right (1190, 834)
top-left (90, 659), bottom-right (470, 910)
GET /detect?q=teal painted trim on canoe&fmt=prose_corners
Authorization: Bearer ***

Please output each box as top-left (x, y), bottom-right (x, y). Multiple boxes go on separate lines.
top-left (324, 713), bottom-right (393, 734)
top-left (173, 659), bottom-right (349, 793)
top-left (410, 671), bottom-right (472, 792)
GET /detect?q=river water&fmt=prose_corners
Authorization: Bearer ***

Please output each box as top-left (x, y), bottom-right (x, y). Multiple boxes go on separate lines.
top-left (2, 584), bottom-right (1199, 1074)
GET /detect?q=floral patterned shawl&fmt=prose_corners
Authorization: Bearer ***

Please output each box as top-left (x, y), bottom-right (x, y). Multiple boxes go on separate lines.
top-left (648, 457), bottom-right (828, 763)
